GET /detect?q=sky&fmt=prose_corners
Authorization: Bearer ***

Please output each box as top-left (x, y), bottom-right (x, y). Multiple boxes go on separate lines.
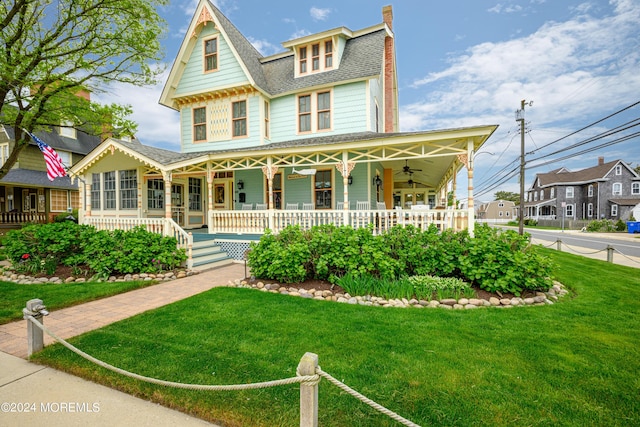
top-left (95, 0), bottom-right (640, 201)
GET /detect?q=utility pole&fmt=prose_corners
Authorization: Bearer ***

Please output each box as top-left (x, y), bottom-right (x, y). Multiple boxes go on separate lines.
top-left (516, 99), bottom-right (532, 235)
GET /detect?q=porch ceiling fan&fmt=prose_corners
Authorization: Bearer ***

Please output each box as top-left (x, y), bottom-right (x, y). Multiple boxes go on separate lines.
top-left (397, 159), bottom-right (423, 175)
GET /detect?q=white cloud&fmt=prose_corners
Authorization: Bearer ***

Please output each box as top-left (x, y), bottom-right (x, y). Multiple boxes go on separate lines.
top-left (248, 37), bottom-right (281, 56)
top-left (94, 66), bottom-right (180, 151)
top-left (310, 7), bottom-right (331, 21)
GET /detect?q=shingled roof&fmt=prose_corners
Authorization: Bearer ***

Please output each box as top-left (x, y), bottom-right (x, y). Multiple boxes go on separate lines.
top-left (535, 160), bottom-right (624, 187)
top-left (206, 1), bottom-right (386, 97)
top-left (3, 126), bottom-right (101, 155)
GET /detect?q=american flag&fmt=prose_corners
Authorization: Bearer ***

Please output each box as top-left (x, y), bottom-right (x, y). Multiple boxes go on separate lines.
top-left (29, 132), bottom-right (67, 181)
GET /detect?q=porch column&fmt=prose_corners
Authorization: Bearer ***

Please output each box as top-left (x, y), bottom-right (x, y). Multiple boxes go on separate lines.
top-left (207, 171), bottom-right (213, 234)
top-left (336, 156), bottom-right (355, 224)
top-left (451, 166), bottom-right (457, 208)
top-left (457, 138), bottom-right (475, 237)
top-left (262, 162), bottom-right (279, 230)
top-left (164, 172), bottom-right (172, 220)
top-left (84, 182), bottom-right (91, 218)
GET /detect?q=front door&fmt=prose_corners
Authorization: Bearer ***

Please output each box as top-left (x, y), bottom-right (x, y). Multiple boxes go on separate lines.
top-left (171, 184), bottom-right (184, 225)
top-left (214, 180), bottom-right (232, 210)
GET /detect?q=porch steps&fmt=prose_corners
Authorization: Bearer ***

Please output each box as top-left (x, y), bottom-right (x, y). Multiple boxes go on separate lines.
top-left (191, 239), bottom-right (234, 271)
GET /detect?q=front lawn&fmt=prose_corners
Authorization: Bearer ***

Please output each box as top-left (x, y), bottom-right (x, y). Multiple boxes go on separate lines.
top-left (0, 279), bottom-right (159, 324)
top-left (32, 249), bottom-right (640, 426)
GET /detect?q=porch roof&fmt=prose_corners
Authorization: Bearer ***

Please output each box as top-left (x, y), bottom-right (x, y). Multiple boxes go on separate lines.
top-left (71, 125), bottom-right (498, 189)
top-left (0, 168), bottom-right (78, 190)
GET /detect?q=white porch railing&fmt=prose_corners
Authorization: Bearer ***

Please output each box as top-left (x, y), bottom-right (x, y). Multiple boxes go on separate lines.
top-left (0, 211), bottom-right (48, 225)
top-left (208, 208), bottom-right (469, 235)
top-left (83, 217), bottom-right (194, 269)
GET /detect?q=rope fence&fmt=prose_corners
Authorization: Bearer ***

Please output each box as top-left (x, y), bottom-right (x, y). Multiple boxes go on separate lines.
top-left (24, 311), bottom-right (421, 427)
top-left (530, 237), bottom-right (640, 265)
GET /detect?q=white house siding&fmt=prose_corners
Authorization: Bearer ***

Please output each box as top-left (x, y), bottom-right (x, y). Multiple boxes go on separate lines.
top-left (174, 25), bottom-right (248, 96)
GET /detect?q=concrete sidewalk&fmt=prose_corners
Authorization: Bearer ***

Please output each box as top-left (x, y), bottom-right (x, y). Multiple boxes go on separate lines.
top-left (0, 262), bottom-right (246, 427)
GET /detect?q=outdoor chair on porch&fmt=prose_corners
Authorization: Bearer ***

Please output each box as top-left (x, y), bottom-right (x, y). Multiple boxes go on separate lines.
top-left (286, 203), bottom-right (299, 210)
top-left (336, 201), bottom-right (345, 210)
top-left (356, 201), bottom-right (370, 210)
top-left (255, 203), bottom-right (267, 210)
top-left (376, 202), bottom-right (387, 210)
top-left (241, 203), bottom-right (253, 210)
top-left (302, 203), bottom-right (314, 210)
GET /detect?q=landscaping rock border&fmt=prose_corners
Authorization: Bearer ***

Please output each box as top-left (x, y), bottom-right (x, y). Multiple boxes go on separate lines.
top-left (1, 268), bottom-right (197, 285)
top-left (226, 279), bottom-right (569, 309)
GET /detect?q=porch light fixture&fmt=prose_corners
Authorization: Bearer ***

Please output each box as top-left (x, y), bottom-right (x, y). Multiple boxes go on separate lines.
top-left (348, 175), bottom-right (353, 185)
top-left (373, 176), bottom-right (382, 187)
top-left (237, 180), bottom-right (244, 190)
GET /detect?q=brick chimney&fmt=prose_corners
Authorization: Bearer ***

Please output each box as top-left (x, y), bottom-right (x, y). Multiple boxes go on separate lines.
top-left (598, 156), bottom-right (604, 166)
top-left (382, 5), bottom-right (398, 132)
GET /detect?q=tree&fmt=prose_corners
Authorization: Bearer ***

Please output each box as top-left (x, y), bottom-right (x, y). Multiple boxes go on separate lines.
top-left (494, 191), bottom-right (520, 204)
top-left (0, 0), bottom-right (167, 179)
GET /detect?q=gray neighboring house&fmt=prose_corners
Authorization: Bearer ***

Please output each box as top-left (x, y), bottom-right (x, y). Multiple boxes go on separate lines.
top-left (0, 125), bottom-right (102, 227)
top-left (524, 157), bottom-right (640, 222)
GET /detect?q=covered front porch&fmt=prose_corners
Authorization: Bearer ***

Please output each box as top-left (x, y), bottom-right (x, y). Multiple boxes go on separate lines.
top-left (72, 126), bottom-right (497, 240)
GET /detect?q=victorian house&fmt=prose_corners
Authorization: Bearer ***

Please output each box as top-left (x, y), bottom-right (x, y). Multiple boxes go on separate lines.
top-left (70, 1), bottom-right (497, 268)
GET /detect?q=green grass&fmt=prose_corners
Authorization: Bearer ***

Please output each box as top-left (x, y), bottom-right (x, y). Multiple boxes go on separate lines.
top-left (31, 250), bottom-right (640, 426)
top-left (0, 279), bottom-right (159, 324)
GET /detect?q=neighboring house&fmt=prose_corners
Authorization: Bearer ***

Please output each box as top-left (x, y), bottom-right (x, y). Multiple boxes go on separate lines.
top-left (69, 1), bottom-right (497, 266)
top-left (524, 157), bottom-right (640, 221)
top-left (476, 200), bottom-right (517, 223)
top-left (0, 123), bottom-right (102, 228)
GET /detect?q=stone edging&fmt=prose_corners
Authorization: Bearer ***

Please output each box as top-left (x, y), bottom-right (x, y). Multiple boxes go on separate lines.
top-left (0, 268), bottom-right (198, 285)
top-left (227, 279), bottom-right (569, 309)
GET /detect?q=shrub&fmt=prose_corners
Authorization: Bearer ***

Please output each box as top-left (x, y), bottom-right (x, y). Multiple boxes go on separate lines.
top-left (614, 219), bottom-right (626, 232)
top-left (248, 223), bottom-right (555, 295)
top-left (2, 223), bottom-right (186, 277)
top-left (586, 219), bottom-right (615, 232)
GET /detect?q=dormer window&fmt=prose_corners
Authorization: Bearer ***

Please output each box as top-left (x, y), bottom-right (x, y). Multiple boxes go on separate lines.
top-left (59, 120), bottom-right (76, 139)
top-left (296, 38), bottom-right (334, 76)
top-left (325, 40), bottom-right (333, 68)
top-left (299, 47), bottom-right (307, 73)
top-left (204, 37), bottom-right (218, 72)
top-left (312, 44), bottom-right (320, 71)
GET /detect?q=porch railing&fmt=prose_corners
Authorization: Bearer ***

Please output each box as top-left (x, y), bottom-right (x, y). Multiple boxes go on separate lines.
top-left (209, 208), bottom-right (468, 235)
top-left (0, 211), bottom-right (48, 225)
top-left (83, 217), bottom-right (193, 269)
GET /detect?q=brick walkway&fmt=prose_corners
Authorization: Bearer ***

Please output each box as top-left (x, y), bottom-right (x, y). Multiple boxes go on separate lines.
top-left (0, 263), bottom-right (246, 358)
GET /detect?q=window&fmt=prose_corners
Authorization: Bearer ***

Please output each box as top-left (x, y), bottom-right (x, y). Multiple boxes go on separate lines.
top-left (119, 170), bottom-right (137, 210)
top-left (264, 101), bottom-right (270, 139)
top-left (104, 171), bottom-right (116, 209)
top-left (587, 203), bottom-right (593, 217)
top-left (266, 173), bottom-right (282, 209)
top-left (50, 190), bottom-right (68, 212)
top-left (59, 120), bottom-right (76, 139)
top-left (499, 211), bottom-right (503, 217)
top-left (534, 192), bottom-right (538, 201)
top-left (232, 100), bottom-right (247, 137)
top-left (189, 178), bottom-right (202, 211)
top-left (550, 188), bottom-right (555, 198)
top-left (91, 173), bottom-right (101, 210)
top-left (506, 211), bottom-right (510, 217)
top-left (193, 107), bottom-right (206, 141)
top-left (566, 187), bottom-right (574, 198)
top-left (540, 190), bottom-right (544, 201)
top-left (317, 92), bottom-right (331, 130)
top-left (615, 164), bottom-right (622, 175)
top-left (56, 150), bottom-right (71, 168)
top-left (498, 202), bottom-right (504, 207)
top-left (70, 191), bottom-right (80, 209)
top-left (632, 182), bottom-right (640, 195)
top-left (204, 38), bottom-right (218, 72)
top-left (299, 47), bottom-right (307, 73)
top-left (314, 170), bottom-right (332, 209)
top-left (566, 204), bottom-right (574, 217)
top-left (325, 40), bottom-right (333, 68)
top-left (588, 184), bottom-right (593, 197)
top-left (611, 204), bottom-right (618, 216)
top-left (311, 43), bottom-right (320, 71)
top-left (298, 95), bottom-right (311, 132)
top-left (147, 179), bottom-right (164, 209)
top-left (612, 183), bottom-right (622, 195)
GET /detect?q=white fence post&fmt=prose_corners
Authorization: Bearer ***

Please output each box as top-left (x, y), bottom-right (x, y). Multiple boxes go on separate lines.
top-left (23, 299), bottom-right (49, 357)
top-left (298, 352), bottom-right (319, 427)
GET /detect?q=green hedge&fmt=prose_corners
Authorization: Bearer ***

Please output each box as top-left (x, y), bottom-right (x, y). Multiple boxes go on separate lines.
top-left (2, 222), bottom-right (187, 278)
top-left (247, 224), bottom-right (554, 296)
